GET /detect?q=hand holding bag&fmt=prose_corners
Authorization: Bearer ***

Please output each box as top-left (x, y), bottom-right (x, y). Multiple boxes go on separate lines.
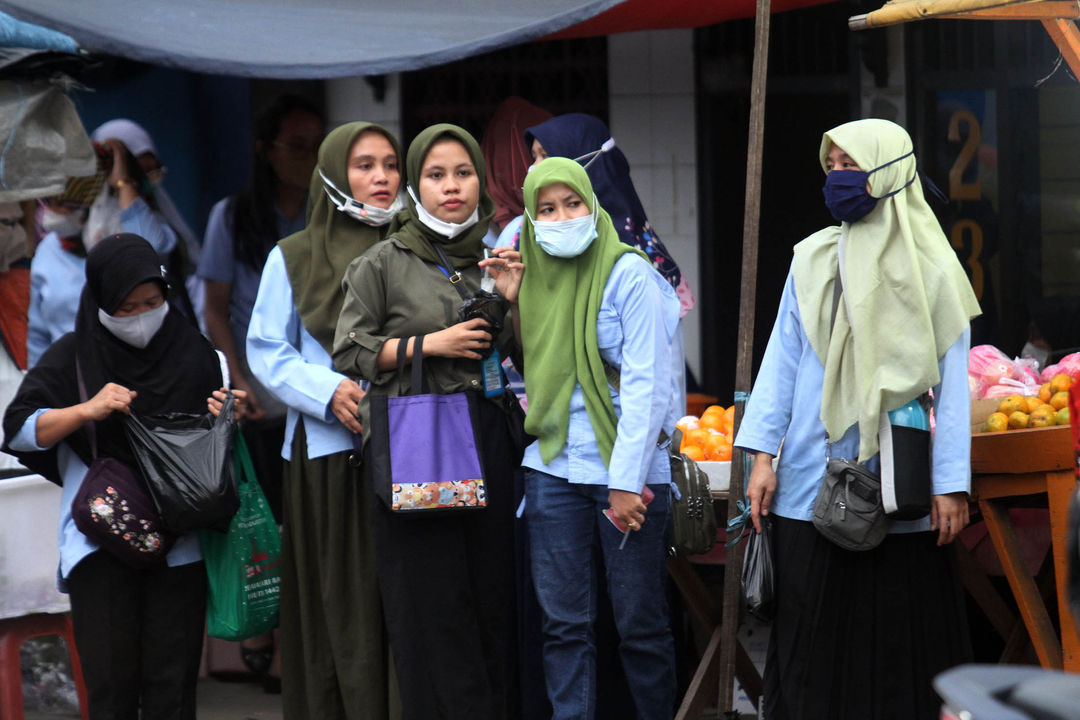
top-left (70, 359), bottom-right (175, 568)
top-left (123, 393), bottom-right (240, 533)
top-left (366, 335), bottom-right (487, 512)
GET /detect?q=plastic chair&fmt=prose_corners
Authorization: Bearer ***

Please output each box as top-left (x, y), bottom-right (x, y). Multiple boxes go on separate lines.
top-left (0, 613), bottom-right (89, 720)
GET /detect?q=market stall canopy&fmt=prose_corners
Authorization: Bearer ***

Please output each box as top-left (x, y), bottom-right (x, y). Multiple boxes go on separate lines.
top-left (0, 0), bottom-right (630, 79)
top-left (0, 0), bottom-right (837, 79)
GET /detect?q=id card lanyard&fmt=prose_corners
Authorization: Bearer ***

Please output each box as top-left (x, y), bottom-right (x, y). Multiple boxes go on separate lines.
top-left (427, 240), bottom-right (505, 398)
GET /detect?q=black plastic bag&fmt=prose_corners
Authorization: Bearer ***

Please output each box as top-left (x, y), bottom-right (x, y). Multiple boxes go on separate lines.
top-left (742, 517), bottom-right (776, 622)
top-left (124, 393), bottom-right (240, 534)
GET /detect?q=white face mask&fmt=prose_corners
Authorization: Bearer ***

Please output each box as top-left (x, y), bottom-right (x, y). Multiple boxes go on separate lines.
top-left (319, 169), bottom-right (403, 227)
top-left (526, 208), bottom-right (598, 258)
top-left (40, 208), bottom-right (85, 239)
top-left (573, 137), bottom-right (617, 170)
top-left (406, 186), bottom-right (479, 239)
top-left (97, 301), bottom-right (169, 349)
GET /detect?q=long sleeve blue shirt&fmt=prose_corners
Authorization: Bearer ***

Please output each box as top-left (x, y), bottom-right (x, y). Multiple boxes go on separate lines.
top-left (245, 247), bottom-right (353, 461)
top-left (522, 253), bottom-right (681, 493)
top-left (733, 268), bottom-right (972, 533)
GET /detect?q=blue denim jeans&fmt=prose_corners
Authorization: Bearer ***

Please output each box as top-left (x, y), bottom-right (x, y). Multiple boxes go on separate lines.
top-left (525, 469), bottom-right (676, 720)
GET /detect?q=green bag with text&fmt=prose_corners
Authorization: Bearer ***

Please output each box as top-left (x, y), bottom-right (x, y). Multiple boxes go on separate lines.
top-left (200, 433), bottom-right (281, 640)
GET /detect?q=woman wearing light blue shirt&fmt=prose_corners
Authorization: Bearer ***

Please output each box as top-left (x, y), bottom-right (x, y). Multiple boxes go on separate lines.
top-left (244, 121), bottom-right (402, 720)
top-left (734, 119), bottom-right (982, 720)
top-left (484, 157), bottom-right (681, 720)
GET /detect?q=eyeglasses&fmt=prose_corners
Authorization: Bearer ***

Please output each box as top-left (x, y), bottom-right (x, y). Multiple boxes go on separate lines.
top-left (271, 140), bottom-right (320, 157)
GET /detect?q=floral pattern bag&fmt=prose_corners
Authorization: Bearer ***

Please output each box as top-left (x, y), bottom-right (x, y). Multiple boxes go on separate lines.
top-left (70, 360), bottom-right (174, 568)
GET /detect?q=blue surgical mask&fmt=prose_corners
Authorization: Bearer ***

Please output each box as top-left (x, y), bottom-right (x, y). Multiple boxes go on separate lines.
top-left (526, 209), bottom-right (598, 258)
top-left (822, 150), bottom-right (915, 223)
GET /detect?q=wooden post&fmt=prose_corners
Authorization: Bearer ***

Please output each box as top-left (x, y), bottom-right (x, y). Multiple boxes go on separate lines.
top-left (719, 0), bottom-right (771, 712)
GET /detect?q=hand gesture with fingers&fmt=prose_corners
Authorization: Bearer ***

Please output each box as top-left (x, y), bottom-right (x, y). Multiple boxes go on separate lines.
top-left (478, 247), bottom-right (524, 303)
top-left (84, 382), bottom-right (137, 420)
top-left (426, 318), bottom-right (493, 360)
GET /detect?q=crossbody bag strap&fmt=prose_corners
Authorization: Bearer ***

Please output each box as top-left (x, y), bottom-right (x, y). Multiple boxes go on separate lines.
top-left (830, 264), bottom-right (843, 332)
top-left (428, 240), bottom-right (472, 302)
top-left (74, 356), bottom-right (98, 460)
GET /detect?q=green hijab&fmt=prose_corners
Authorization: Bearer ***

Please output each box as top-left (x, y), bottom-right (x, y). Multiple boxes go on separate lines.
top-left (518, 157), bottom-right (645, 466)
top-left (279, 121), bottom-right (402, 355)
top-left (791, 118), bottom-right (981, 461)
top-left (387, 123), bottom-right (495, 268)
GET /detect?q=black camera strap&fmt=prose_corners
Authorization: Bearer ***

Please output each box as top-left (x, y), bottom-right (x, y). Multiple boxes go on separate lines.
top-left (427, 240), bottom-right (472, 303)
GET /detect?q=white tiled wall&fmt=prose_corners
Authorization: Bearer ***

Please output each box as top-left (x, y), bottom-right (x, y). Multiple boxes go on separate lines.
top-left (608, 29), bottom-right (702, 384)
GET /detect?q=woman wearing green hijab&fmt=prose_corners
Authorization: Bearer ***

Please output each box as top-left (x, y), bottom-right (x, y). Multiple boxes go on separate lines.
top-left (734, 119), bottom-right (981, 719)
top-left (333, 124), bottom-right (523, 720)
top-left (246, 121), bottom-right (403, 719)
top-left (482, 157), bottom-right (681, 720)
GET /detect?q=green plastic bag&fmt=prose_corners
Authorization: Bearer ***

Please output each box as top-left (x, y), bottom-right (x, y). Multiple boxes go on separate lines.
top-left (200, 433), bottom-right (281, 640)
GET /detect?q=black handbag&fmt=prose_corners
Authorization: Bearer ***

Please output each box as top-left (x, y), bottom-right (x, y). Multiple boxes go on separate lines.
top-left (667, 428), bottom-right (718, 556)
top-left (70, 360), bottom-right (175, 568)
top-left (812, 458), bottom-right (892, 552)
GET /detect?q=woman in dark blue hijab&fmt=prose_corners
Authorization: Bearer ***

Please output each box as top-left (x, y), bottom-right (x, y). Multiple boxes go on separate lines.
top-left (525, 113), bottom-right (695, 317)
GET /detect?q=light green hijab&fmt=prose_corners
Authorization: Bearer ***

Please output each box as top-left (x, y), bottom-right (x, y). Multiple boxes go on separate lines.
top-left (792, 118), bottom-right (981, 461)
top-left (518, 157), bottom-right (644, 466)
top-left (388, 123), bottom-right (495, 268)
top-left (279, 121), bottom-right (402, 355)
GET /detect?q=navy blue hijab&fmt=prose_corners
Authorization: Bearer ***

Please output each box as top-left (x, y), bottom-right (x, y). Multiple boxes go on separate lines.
top-left (525, 113), bottom-right (694, 315)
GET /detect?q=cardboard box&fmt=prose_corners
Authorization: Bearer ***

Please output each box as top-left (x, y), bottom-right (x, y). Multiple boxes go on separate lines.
top-left (971, 397), bottom-right (1001, 434)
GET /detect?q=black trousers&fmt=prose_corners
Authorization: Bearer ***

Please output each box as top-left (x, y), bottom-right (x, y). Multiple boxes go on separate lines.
top-left (365, 397), bottom-right (519, 720)
top-left (67, 551), bottom-right (207, 720)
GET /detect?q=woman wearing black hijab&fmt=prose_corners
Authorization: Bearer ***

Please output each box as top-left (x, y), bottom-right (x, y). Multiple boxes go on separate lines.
top-left (3, 233), bottom-right (227, 720)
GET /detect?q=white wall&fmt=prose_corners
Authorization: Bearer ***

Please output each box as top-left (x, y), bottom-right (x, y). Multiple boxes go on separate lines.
top-left (608, 29), bottom-right (702, 384)
top-left (325, 75), bottom-right (403, 145)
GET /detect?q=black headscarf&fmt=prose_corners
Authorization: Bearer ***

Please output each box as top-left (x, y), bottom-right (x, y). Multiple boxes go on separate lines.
top-left (3, 233), bottom-right (222, 483)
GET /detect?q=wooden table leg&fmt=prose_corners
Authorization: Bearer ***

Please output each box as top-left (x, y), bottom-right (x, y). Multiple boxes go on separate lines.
top-left (676, 626), bottom-right (722, 720)
top-left (979, 497), bottom-right (1064, 669)
top-left (954, 541), bottom-right (1017, 640)
top-left (1045, 470), bottom-right (1080, 671)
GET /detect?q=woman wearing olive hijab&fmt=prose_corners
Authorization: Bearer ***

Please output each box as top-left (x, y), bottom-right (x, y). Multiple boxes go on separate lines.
top-left (246, 121), bottom-right (403, 719)
top-left (734, 119), bottom-right (981, 719)
top-left (334, 124), bottom-right (522, 720)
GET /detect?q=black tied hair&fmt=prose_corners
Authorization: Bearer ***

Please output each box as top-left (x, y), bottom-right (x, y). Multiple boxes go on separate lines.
top-left (229, 94), bottom-right (325, 271)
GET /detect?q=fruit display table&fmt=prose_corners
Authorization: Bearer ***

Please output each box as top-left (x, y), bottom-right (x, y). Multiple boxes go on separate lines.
top-left (969, 425), bottom-right (1079, 671)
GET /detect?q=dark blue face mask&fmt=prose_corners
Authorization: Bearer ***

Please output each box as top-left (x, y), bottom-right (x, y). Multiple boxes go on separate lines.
top-left (822, 151), bottom-right (915, 223)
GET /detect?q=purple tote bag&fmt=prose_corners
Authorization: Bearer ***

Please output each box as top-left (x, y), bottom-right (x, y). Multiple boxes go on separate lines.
top-left (366, 335), bottom-right (486, 512)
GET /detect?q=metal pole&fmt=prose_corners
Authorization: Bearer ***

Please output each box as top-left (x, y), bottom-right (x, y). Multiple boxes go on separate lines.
top-left (719, 0), bottom-right (771, 712)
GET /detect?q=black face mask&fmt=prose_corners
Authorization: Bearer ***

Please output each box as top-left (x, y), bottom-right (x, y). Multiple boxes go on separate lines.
top-left (822, 151), bottom-right (915, 223)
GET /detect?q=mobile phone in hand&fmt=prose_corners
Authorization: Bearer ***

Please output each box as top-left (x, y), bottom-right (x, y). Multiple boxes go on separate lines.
top-left (603, 484), bottom-right (655, 534)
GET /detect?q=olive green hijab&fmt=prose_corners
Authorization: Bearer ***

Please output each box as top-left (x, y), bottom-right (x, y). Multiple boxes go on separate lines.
top-left (388, 123), bottom-right (495, 268)
top-left (279, 121), bottom-right (402, 355)
top-left (518, 157), bottom-right (644, 466)
top-left (791, 119), bottom-right (981, 461)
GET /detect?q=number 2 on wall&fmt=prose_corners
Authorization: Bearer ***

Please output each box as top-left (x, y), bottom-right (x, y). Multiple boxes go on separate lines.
top-left (948, 110), bottom-right (982, 201)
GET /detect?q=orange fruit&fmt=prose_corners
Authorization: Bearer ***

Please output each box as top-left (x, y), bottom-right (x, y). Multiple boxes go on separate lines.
top-left (1050, 391), bottom-right (1070, 411)
top-left (722, 419), bottom-right (734, 437)
top-left (1007, 411), bottom-right (1029, 429)
top-left (1051, 373), bottom-right (1074, 394)
top-left (1055, 407), bottom-right (1070, 426)
top-left (682, 445), bottom-right (706, 462)
top-left (698, 413), bottom-right (725, 434)
top-left (724, 405), bottom-right (735, 424)
top-left (682, 428), bottom-right (711, 452)
top-left (700, 405), bottom-right (725, 422)
top-left (998, 395), bottom-right (1024, 416)
top-left (1022, 396), bottom-right (1045, 414)
top-left (1029, 405), bottom-right (1055, 427)
top-left (703, 433), bottom-right (732, 461)
top-left (1038, 383), bottom-right (1052, 403)
top-left (985, 412), bottom-right (1009, 432)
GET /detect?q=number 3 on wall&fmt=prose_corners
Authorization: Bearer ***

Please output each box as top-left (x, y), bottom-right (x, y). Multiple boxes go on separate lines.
top-left (950, 219), bottom-right (984, 300)
top-left (948, 110), bottom-right (982, 201)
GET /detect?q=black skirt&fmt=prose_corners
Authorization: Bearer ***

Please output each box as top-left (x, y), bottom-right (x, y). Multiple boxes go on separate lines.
top-left (764, 515), bottom-right (972, 720)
